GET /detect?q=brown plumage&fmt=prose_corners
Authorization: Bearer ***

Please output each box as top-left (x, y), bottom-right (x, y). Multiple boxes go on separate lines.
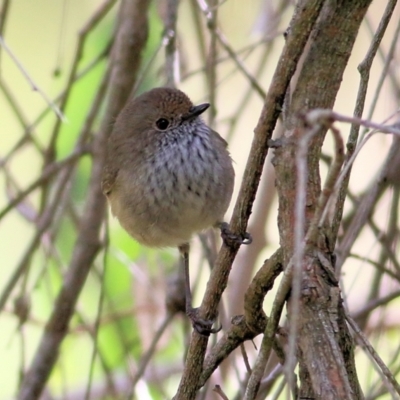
top-left (102, 87), bottom-right (234, 248)
top-left (102, 87), bottom-right (236, 335)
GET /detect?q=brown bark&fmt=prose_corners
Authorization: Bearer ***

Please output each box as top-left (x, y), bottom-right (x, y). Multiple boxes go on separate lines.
top-left (274, 0), bottom-right (373, 398)
top-left (173, 1), bottom-right (325, 398)
top-left (16, 1), bottom-right (151, 399)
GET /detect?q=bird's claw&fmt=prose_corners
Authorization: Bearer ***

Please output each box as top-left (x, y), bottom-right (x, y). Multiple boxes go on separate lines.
top-left (186, 307), bottom-right (221, 336)
top-left (218, 222), bottom-right (252, 247)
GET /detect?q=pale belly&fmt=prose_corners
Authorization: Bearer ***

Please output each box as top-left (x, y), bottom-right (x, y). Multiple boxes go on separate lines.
top-left (108, 160), bottom-right (233, 247)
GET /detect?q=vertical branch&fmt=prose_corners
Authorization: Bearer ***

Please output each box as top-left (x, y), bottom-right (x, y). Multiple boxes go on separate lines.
top-left (274, 0), bottom-right (373, 398)
top-left (205, 0), bottom-right (218, 125)
top-left (0, 0), bottom-right (11, 37)
top-left (331, 0), bottom-right (398, 244)
top-left (174, 1), bottom-right (324, 399)
top-left (164, 0), bottom-right (179, 87)
top-left (16, 0), bottom-right (151, 398)
top-left (39, 0), bottom-right (118, 212)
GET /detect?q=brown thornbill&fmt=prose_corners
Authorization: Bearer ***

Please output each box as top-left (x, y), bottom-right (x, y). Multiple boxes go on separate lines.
top-left (102, 87), bottom-right (248, 335)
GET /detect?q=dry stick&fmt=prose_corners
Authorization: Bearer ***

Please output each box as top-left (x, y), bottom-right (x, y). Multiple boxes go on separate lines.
top-left (39, 70), bottom-right (115, 397)
top-left (244, 259), bottom-right (292, 400)
top-left (77, 308), bottom-right (119, 398)
top-left (349, 205), bottom-right (400, 335)
top-left (84, 246), bottom-right (108, 400)
top-left (345, 313), bottom-right (400, 397)
top-left (1, 53), bottom-right (110, 268)
top-left (27, 38), bottom-right (113, 134)
top-left (364, 15), bottom-right (400, 98)
top-left (39, 0), bottom-right (118, 213)
top-left (364, 8), bottom-right (400, 96)
top-left (349, 253), bottom-right (400, 283)
top-left (182, 35), bottom-right (281, 83)
top-left (0, 146), bottom-right (87, 221)
top-left (257, 364), bottom-right (284, 399)
top-left (284, 122), bottom-right (320, 396)
top-left (0, 37), bottom-right (112, 179)
top-left (78, 262), bottom-right (135, 396)
top-left (198, 249), bottom-right (283, 387)
top-left (28, 62), bottom-right (112, 306)
top-left (47, 0), bottom-right (118, 149)
top-left (269, 379), bottom-right (286, 400)
top-left (224, 11), bottom-right (287, 337)
top-left (0, 0), bottom-right (10, 36)
top-left (0, 77), bottom-right (31, 133)
top-left (214, 28), bottom-right (266, 99)
top-left (213, 385), bottom-right (229, 400)
top-left (0, 150), bottom-right (90, 315)
top-left (164, 0), bottom-right (179, 87)
top-left (240, 253), bottom-right (285, 399)
top-left (331, 0), bottom-right (398, 242)
top-left (226, 10), bottom-right (286, 143)
top-left (240, 343), bottom-right (252, 374)
top-left (199, 4), bottom-right (219, 397)
top-left (0, 36), bottom-right (64, 121)
top-left (197, 0), bottom-right (266, 99)
top-left (361, 4), bottom-right (400, 141)
top-left (307, 111), bottom-right (400, 274)
top-left (16, 0), bottom-right (151, 398)
top-left (303, 112), bottom-right (345, 238)
top-left (277, 115), bottom-right (344, 395)
top-left (53, 0), bottom-right (68, 76)
top-left (86, 265), bottom-right (136, 391)
top-left (0, 32), bottom-right (113, 313)
top-left (128, 314), bottom-right (174, 397)
top-left (227, 157), bottom-right (277, 316)
top-left (286, 115), bottom-right (345, 394)
top-left (34, 278), bottom-right (121, 399)
top-left (327, 110), bottom-right (400, 136)
top-left (173, 1), bottom-right (325, 399)
top-left (371, 364), bottom-right (400, 400)
top-left (199, 1), bottom-right (266, 104)
top-left (302, 109), bottom-right (400, 222)
top-left (245, 111), bottom-right (347, 400)
top-left (202, 0), bottom-right (218, 127)
top-left (353, 289), bottom-right (400, 322)
top-left (188, 0), bottom-right (207, 75)
top-left (333, 111), bottom-right (400, 186)
top-left (19, 164), bottom-right (77, 293)
top-left (0, 131), bottom-right (43, 172)
top-left (9, 169), bottom-right (73, 355)
top-left (2, 165), bottom-right (29, 219)
top-left (2, 52), bottom-right (110, 232)
top-left (368, 217), bottom-right (400, 273)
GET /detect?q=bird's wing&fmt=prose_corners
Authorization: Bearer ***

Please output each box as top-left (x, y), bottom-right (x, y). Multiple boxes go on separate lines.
top-left (101, 164), bottom-right (119, 196)
top-left (210, 129), bottom-right (228, 148)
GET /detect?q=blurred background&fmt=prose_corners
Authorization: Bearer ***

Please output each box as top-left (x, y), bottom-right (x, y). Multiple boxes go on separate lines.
top-left (0, 0), bottom-right (399, 399)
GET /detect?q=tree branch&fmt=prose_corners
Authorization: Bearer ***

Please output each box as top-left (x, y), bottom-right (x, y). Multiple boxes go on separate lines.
top-left (174, 1), bottom-right (325, 398)
top-left (16, 1), bottom-right (151, 398)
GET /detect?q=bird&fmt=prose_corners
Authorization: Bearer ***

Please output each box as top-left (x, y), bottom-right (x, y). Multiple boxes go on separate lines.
top-left (102, 87), bottom-right (248, 335)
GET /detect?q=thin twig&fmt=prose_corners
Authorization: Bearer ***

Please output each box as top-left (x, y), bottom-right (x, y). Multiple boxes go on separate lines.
top-left (331, 0), bottom-right (399, 240)
top-left (128, 314), bottom-right (174, 397)
top-left (16, 1), bottom-right (151, 398)
top-left (0, 36), bottom-right (65, 121)
top-left (164, 0), bottom-right (179, 87)
top-left (175, 1), bottom-right (324, 398)
top-left (346, 312), bottom-right (400, 397)
top-left (213, 385), bottom-right (229, 400)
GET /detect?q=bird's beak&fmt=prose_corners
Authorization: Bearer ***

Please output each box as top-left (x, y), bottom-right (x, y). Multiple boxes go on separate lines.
top-left (182, 103), bottom-right (210, 121)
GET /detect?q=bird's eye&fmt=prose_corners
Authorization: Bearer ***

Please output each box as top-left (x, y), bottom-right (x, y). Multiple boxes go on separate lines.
top-left (156, 118), bottom-right (170, 130)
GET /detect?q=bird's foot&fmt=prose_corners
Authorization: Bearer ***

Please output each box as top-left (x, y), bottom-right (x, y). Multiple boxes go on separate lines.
top-left (186, 306), bottom-right (221, 336)
top-left (218, 222), bottom-right (252, 247)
